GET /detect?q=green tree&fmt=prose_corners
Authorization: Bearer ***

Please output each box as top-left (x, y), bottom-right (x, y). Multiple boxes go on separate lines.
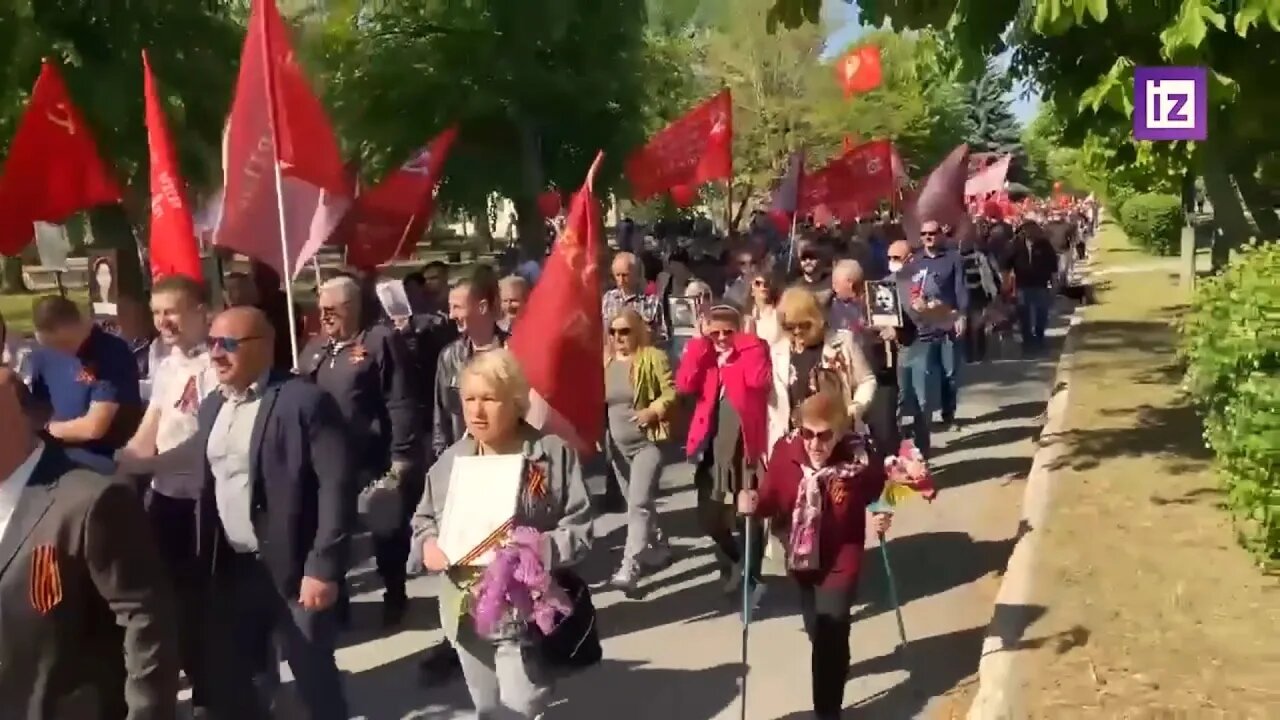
top-left (963, 60), bottom-right (1027, 181)
top-left (313, 0), bottom-right (679, 255)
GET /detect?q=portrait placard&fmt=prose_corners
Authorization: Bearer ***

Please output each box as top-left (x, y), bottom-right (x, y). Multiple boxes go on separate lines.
top-left (437, 454), bottom-right (525, 567)
top-left (87, 249), bottom-right (119, 319)
top-left (866, 279), bottom-right (903, 328)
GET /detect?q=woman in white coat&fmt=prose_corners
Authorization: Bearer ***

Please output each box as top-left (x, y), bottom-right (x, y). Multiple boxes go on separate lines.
top-left (766, 286), bottom-right (877, 458)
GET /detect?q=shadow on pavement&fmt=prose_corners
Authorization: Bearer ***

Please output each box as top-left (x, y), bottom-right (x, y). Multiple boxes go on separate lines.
top-left (854, 531), bottom-right (1016, 623)
top-left (551, 659), bottom-right (744, 719)
top-left (931, 454), bottom-right (1031, 490)
top-left (963, 400), bottom-right (1047, 426)
top-left (939, 423), bottom-right (1041, 456)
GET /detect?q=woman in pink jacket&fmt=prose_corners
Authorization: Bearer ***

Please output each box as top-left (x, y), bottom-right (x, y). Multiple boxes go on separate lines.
top-left (676, 303), bottom-right (772, 604)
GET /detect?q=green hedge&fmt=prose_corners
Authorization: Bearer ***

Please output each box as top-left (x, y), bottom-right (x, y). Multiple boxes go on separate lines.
top-left (1182, 242), bottom-right (1280, 569)
top-left (1118, 193), bottom-right (1183, 256)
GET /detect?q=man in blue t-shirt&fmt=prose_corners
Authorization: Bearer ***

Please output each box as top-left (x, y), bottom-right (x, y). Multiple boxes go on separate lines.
top-left (27, 295), bottom-right (142, 474)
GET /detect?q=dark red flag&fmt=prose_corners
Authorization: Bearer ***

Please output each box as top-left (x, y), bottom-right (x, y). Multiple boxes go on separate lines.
top-left (767, 150), bottom-right (805, 234)
top-left (835, 44), bottom-right (883, 98)
top-left (903, 144), bottom-right (972, 245)
top-left (510, 152), bottom-right (606, 455)
top-left (0, 61), bottom-right (122, 256)
top-left (338, 126), bottom-right (457, 269)
top-left (142, 51), bottom-right (203, 283)
top-left (213, 0), bottom-right (353, 279)
top-left (625, 90), bottom-right (732, 201)
top-left (797, 139), bottom-right (895, 223)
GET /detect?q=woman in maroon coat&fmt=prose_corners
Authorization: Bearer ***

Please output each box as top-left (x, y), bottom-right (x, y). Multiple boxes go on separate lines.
top-left (739, 386), bottom-right (892, 720)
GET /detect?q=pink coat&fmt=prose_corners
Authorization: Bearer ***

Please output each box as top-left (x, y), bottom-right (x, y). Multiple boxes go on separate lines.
top-left (675, 334), bottom-right (772, 464)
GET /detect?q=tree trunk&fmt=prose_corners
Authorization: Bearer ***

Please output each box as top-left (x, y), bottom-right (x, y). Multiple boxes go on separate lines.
top-left (474, 207), bottom-right (494, 254)
top-left (1198, 140), bottom-right (1253, 271)
top-left (87, 205), bottom-right (147, 299)
top-left (2, 256), bottom-right (27, 294)
top-left (1231, 168), bottom-right (1279, 242)
top-left (512, 113), bottom-right (548, 259)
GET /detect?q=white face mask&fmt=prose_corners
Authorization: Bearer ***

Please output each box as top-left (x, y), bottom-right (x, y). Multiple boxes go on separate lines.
top-left (888, 260), bottom-right (904, 274)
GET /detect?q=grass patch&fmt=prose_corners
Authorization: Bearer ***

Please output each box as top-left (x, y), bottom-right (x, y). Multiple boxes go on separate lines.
top-left (1021, 266), bottom-right (1280, 716)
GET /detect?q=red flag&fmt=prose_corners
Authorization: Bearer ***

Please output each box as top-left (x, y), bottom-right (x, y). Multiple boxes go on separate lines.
top-left (213, 0), bottom-right (353, 279)
top-left (835, 44), bottom-right (883, 98)
top-left (625, 90), bottom-right (732, 201)
top-left (0, 61), bottom-right (122, 256)
top-left (797, 139), bottom-right (895, 223)
top-left (903, 144), bottom-right (972, 245)
top-left (338, 126), bottom-right (457, 269)
top-left (142, 51), bottom-right (203, 283)
top-left (510, 152), bottom-right (606, 455)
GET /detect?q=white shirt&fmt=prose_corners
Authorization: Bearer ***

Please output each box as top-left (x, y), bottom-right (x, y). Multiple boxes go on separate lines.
top-left (148, 345), bottom-right (219, 499)
top-left (0, 442), bottom-right (44, 543)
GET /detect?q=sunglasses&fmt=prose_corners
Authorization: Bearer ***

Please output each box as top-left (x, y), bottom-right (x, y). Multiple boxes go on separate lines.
top-left (209, 335), bottom-right (262, 354)
top-left (798, 426), bottom-right (835, 443)
top-left (888, 255), bottom-right (907, 262)
top-left (783, 320), bottom-right (814, 333)
top-left (751, 278), bottom-right (768, 287)
top-left (609, 327), bottom-right (631, 338)
top-left (920, 231), bottom-right (939, 237)
top-left (799, 254), bottom-right (818, 262)
top-left (707, 329), bottom-right (736, 340)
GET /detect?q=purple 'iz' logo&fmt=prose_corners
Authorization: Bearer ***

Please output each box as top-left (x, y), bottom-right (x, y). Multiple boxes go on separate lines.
top-left (1133, 66), bottom-right (1207, 141)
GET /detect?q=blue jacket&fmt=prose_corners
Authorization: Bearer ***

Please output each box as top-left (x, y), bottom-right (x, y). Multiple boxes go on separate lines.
top-left (191, 371), bottom-right (356, 593)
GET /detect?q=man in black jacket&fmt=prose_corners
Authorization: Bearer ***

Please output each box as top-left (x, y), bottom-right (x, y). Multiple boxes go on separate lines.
top-left (301, 276), bottom-right (419, 626)
top-left (1003, 222), bottom-right (1060, 352)
top-left (193, 307), bottom-right (355, 720)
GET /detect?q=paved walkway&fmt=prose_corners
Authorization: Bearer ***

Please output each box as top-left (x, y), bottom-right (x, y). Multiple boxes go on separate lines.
top-left (232, 308), bottom-right (1072, 719)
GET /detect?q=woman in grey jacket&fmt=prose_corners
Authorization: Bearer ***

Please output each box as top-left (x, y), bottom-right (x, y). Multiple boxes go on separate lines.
top-left (410, 348), bottom-right (594, 719)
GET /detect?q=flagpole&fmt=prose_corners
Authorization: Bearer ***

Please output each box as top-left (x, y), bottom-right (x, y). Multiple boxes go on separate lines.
top-left (259, 0), bottom-right (301, 370)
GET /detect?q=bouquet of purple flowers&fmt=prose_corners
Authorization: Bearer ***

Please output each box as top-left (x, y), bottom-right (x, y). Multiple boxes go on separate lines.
top-left (472, 526), bottom-right (573, 637)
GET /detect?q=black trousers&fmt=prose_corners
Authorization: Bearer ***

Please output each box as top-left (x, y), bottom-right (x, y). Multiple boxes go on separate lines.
top-left (693, 457), bottom-right (764, 581)
top-left (798, 583), bottom-right (857, 718)
top-left (145, 490), bottom-right (209, 707)
top-left (864, 376), bottom-right (901, 457)
top-left (372, 468), bottom-right (426, 602)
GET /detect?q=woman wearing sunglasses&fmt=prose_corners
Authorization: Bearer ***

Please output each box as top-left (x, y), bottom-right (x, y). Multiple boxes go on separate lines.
top-left (603, 308), bottom-right (677, 595)
top-left (675, 303), bottom-right (772, 601)
top-left (744, 269), bottom-right (783, 346)
top-left (738, 386), bottom-right (891, 720)
top-left (767, 287), bottom-right (876, 458)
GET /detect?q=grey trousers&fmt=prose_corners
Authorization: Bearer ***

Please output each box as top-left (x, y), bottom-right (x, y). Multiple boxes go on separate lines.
top-left (455, 634), bottom-right (554, 719)
top-left (607, 436), bottom-right (664, 563)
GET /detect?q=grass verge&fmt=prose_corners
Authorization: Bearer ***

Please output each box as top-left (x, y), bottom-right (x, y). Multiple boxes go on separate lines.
top-left (1021, 264), bottom-right (1280, 717)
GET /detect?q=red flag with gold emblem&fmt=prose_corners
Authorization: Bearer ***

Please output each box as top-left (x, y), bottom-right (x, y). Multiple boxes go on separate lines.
top-left (510, 152), bottom-right (606, 455)
top-left (797, 139), bottom-right (895, 223)
top-left (0, 60), bottom-right (122, 256)
top-left (142, 51), bottom-right (204, 283)
top-left (625, 90), bottom-right (732, 201)
top-left (835, 44), bottom-right (883, 98)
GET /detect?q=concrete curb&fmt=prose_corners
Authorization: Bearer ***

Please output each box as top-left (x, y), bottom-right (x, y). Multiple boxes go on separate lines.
top-left (966, 306), bottom-right (1086, 720)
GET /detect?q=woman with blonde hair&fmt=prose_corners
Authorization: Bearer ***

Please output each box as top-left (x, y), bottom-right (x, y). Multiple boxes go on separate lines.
top-left (739, 386), bottom-right (891, 720)
top-left (411, 349), bottom-right (594, 719)
top-left (603, 307), bottom-right (676, 595)
top-left (767, 286), bottom-right (876, 456)
top-left (676, 303), bottom-right (772, 602)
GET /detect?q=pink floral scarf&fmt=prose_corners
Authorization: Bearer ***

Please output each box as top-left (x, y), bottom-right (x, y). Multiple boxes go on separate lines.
top-left (787, 435), bottom-right (869, 572)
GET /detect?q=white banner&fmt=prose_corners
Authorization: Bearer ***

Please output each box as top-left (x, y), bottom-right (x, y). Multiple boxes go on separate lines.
top-left (32, 222), bottom-right (70, 271)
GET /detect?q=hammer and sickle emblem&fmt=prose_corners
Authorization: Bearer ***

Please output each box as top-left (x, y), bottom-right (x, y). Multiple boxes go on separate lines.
top-left (866, 157), bottom-right (883, 175)
top-left (46, 103), bottom-right (76, 135)
top-left (843, 55), bottom-right (862, 82)
top-left (710, 115), bottom-right (727, 138)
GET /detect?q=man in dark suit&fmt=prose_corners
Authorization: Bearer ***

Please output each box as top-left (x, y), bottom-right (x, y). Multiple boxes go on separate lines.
top-left (193, 307), bottom-right (355, 720)
top-left (0, 368), bottom-right (177, 719)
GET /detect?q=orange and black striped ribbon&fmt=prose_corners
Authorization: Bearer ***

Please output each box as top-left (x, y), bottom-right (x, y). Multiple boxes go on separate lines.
top-left (29, 544), bottom-right (63, 615)
top-left (456, 518), bottom-right (515, 567)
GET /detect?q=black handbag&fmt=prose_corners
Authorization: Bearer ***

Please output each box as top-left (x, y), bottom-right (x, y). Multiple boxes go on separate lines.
top-left (535, 569), bottom-right (602, 671)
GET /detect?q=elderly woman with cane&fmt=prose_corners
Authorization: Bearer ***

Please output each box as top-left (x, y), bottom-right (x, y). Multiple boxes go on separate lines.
top-left (410, 349), bottom-right (595, 719)
top-left (738, 384), bottom-right (893, 720)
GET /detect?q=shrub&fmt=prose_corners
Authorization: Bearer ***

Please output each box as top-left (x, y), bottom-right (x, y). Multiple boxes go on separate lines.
top-left (1181, 242), bottom-right (1280, 569)
top-left (1118, 193), bottom-right (1183, 256)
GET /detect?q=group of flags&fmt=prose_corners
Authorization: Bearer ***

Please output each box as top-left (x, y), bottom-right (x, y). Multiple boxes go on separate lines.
top-left (0, 0), bottom-right (455, 284)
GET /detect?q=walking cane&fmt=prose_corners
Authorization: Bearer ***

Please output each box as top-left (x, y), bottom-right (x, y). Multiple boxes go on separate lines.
top-left (877, 530), bottom-right (908, 651)
top-left (739, 482), bottom-right (757, 720)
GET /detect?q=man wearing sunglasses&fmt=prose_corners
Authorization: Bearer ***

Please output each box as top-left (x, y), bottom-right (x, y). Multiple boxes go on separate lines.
top-left (190, 306), bottom-right (355, 719)
top-left (909, 220), bottom-right (969, 431)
